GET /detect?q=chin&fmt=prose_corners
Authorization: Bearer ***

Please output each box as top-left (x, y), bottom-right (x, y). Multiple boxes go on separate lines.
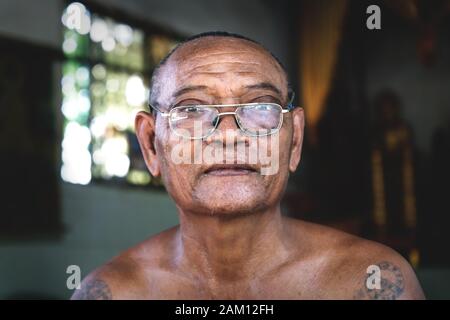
top-left (191, 184), bottom-right (267, 216)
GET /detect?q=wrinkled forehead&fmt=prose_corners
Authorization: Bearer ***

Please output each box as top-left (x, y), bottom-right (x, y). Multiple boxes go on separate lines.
top-left (156, 37), bottom-right (288, 105)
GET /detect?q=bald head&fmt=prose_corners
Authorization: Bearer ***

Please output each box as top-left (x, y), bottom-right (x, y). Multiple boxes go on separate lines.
top-left (149, 32), bottom-right (290, 111)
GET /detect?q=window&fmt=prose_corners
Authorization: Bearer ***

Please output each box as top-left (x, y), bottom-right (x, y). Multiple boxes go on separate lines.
top-left (60, 2), bottom-right (178, 187)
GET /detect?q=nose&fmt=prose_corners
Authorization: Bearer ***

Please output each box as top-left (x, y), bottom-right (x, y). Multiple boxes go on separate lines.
top-left (205, 108), bottom-right (247, 146)
top-left (216, 110), bottom-right (239, 130)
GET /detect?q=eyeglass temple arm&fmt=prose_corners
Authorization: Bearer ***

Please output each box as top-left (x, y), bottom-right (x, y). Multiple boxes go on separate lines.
top-left (148, 103), bottom-right (169, 117)
top-left (286, 90), bottom-right (295, 111)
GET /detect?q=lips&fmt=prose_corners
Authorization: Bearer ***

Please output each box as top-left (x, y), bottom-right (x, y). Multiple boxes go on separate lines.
top-left (204, 164), bottom-right (258, 176)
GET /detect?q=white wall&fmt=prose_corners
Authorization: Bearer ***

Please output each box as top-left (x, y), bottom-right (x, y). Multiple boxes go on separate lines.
top-left (0, 0), bottom-right (62, 47)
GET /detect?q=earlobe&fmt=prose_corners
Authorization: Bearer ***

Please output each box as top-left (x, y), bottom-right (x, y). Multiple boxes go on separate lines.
top-left (289, 107), bottom-right (305, 172)
top-left (135, 111), bottom-right (161, 177)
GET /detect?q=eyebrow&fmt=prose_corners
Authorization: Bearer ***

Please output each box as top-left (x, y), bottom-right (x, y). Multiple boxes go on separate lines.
top-left (173, 85), bottom-right (208, 98)
top-left (245, 82), bottom-right (283, 97)
top-left (172, 82), bottom-right (283, 100)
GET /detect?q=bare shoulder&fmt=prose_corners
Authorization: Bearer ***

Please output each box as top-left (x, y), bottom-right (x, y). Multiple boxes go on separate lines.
top-left (342, 235), bottom-right (425, 300)
top-left (71, 226), bottom-right (179, 300)
top-left (70, 258), bottom-right (133, 300)
top-left (287, 218), bottom-right (425, 300)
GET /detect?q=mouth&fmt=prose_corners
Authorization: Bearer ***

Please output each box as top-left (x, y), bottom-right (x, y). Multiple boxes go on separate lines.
top-left (204, 164), bottom-right (258, 176)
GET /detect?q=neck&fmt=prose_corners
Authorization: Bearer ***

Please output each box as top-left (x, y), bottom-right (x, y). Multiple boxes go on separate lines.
top-left (175, 205), bottom-right (292, 283)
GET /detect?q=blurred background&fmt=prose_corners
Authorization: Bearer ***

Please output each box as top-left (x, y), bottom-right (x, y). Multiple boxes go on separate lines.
top-left (0, 0), bottom-right (449, 299)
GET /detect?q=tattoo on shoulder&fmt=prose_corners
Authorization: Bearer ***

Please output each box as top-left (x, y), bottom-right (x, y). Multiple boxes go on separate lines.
top-left (71, 279), bottom-right (112, 300)
top-left (354, 261), bottom-right (405, 300)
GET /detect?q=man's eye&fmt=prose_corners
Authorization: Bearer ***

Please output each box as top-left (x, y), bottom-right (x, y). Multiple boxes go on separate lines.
top-left (256, 104), bottom-right (272, 111)
top-left (185, 106), bottom-right (200, 112)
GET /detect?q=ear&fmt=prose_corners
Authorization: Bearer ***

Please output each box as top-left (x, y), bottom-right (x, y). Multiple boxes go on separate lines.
top-left (135, 111), bottom-right (160, 177)
top-left (289, 107), bottom-right (305, 172)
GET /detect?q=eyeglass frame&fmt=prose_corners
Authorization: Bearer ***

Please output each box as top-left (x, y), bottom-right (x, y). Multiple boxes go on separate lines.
top-left (148, 91), bottom-right (296, 140)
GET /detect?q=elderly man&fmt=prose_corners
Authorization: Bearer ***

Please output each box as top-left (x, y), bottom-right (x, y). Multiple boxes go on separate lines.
top-left (72, 32), bottom-right (424, 300)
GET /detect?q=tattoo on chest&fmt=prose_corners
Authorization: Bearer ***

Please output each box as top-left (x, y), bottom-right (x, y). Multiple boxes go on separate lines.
top-left (354, 261), bottom-right (405, 300)
top-left (72, 279), bottom-right (112, 300)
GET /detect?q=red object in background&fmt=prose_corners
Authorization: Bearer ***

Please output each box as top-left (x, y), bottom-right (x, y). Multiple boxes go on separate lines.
top-left (417, 24), bottom-right (437, 67)
top-left (385, 0), bottom-right (450, 67)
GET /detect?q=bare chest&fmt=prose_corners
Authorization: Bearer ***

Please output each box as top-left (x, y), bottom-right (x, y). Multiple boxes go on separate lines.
top-left (133, 266), bottom-right (351, 300)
